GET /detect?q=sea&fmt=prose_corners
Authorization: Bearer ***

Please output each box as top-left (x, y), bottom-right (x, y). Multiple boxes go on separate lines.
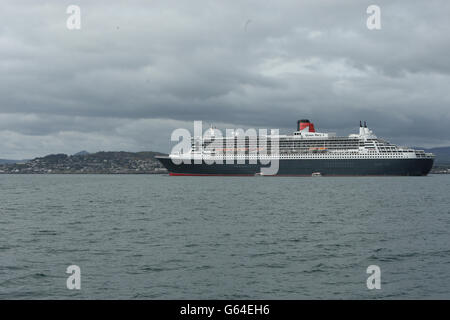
top-left (1, 174), bottom-right (449, 299)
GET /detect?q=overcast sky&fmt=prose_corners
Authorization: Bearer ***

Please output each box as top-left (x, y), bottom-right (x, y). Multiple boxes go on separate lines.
top-left (1, 0), bottom-right (449, 158)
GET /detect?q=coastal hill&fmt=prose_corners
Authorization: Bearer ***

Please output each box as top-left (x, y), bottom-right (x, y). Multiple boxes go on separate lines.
top-left (0, 151), bottom-right (168, 174)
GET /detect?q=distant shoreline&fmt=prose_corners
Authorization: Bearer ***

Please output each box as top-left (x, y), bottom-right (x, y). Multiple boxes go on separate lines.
top-left (0, 151), bottom-right (168, 175)
top-left (0, 171), bottom-right (168, 175)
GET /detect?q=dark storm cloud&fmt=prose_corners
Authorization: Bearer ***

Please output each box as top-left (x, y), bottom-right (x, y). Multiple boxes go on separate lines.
top-left (1, 0), bottom-right (450, 158)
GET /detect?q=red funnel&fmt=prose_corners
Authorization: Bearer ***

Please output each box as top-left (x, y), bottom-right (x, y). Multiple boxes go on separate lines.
top-left (298, 119), bottom-right (315, 132)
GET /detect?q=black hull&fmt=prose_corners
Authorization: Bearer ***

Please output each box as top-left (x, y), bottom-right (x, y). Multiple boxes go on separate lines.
top-left (156, 157), bottom-right (434, 176)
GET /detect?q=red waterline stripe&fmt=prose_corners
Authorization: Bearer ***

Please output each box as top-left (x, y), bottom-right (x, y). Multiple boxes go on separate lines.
top-left (168, 173), bottom-right (426, 177)
top-left (169, 173), bottom-right (254, 176)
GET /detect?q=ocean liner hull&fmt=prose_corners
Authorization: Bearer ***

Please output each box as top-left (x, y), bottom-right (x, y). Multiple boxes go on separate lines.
top-left (156, 157), bottom-right (434, 176)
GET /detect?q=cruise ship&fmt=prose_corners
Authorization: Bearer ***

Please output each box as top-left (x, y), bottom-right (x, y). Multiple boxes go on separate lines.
top-left (156, 119), bottom-right (435, 176)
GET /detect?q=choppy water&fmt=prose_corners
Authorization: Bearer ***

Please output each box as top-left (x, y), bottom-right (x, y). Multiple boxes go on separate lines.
top-left (0, 174), bottom-right (449, 299)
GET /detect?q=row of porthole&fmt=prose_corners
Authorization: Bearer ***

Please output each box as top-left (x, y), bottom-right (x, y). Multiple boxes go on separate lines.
top-left (206, 156), bottom-right (410, 159)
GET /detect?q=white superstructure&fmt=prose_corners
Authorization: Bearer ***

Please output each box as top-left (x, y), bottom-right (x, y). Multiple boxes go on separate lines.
top-left (178, 120), bottom-right (434, 162)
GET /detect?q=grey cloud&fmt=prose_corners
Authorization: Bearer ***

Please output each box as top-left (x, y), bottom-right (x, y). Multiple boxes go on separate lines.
top-left (0, 0), bottom-right (450, 158)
